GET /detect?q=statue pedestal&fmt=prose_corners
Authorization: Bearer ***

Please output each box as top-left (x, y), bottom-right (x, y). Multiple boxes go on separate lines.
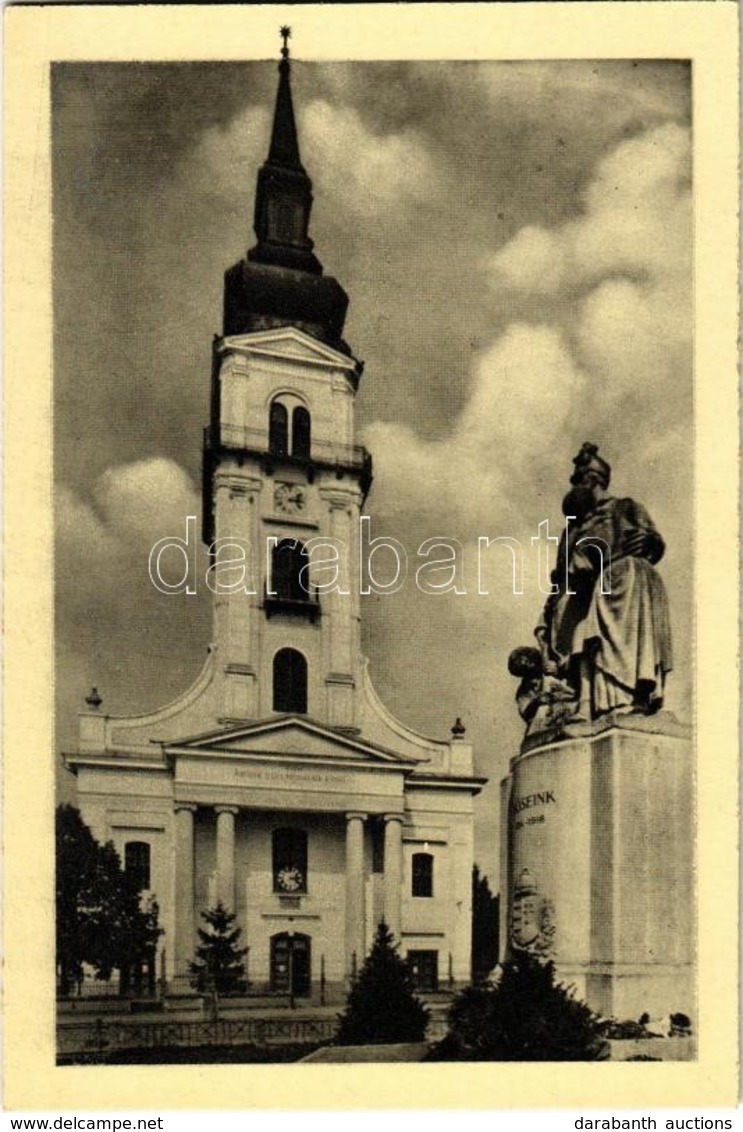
top-left (499, 714), bottom-right (694, 1022)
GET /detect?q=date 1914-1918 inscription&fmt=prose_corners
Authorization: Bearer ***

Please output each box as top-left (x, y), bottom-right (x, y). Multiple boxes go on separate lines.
top-left (512, 790), bottom-right (556, 830)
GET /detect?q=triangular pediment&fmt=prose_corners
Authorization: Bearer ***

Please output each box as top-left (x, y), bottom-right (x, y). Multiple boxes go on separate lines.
top-left (164, 715), bottom-right (421, 769)
top-left (220, 328), bottom-right (358, 374)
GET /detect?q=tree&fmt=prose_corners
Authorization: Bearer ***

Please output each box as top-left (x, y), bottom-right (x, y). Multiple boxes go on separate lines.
top-left (56, 805), bottom-right (162, 996)
top-left (471, 865), bottom-right (499, 983)
top-left (430, 952), bottom-right (607, 1061)
top-left (189, 903), bottom-right (248, 997)
top-left (336, 921), bottom-right (429, 1045)
top-left (115, 894), bottom-right (163, 997)
top-left (57, 805), bottom-right (107, 995)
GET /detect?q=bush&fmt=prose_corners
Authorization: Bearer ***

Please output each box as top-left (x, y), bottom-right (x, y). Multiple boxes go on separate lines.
top-left (336, 921), bottom-right (429, 1045)
top-left (429, 952), bottom-right (607, 1061)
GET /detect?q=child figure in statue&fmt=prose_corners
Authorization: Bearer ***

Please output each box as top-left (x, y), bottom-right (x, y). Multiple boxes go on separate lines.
top-left (508, 646), bottom-right (577, 743)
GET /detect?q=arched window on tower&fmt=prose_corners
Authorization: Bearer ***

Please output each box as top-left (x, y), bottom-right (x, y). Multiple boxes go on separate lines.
top-left (273, 648), bottom-right (308, 713)
top-left (269, 400), bottom-right (289, 456)
top-left (267, 398), bottom-right (311, 461)
top-left (412, 852), bottom-right (434, 898)
top-left (265, 539), bottom-right (320, 622)
top-left (292, 406), bottom-right (311, 459)
top-left (271, 539), bottom-right (309, 601)
top-left (125, 841), bottom-right (151, 892)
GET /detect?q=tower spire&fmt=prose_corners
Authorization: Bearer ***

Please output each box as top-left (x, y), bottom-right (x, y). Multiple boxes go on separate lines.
top-left (249, 27), bottom-right (321, 274)
top-left (222, 28), bottom-right (352, 353)
top-left (267, 27), bottom-right (303, 170)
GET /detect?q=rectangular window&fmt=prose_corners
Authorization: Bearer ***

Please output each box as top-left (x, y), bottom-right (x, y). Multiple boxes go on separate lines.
top-left (272, 827), bottom-right (308, 894)
top-left (124, 840), bottom-right (151, 891)
top-left (412, 852), bottom-right (433, 898)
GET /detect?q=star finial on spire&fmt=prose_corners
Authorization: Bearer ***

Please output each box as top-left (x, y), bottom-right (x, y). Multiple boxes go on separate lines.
top-left (280, 25), bottom-right (291, 59)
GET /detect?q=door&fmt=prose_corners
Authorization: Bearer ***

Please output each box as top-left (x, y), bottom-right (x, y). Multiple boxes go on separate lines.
top-left (407, 950), bottom-right (439, 992)
top-left (270, 932), bottom-right (311, 997)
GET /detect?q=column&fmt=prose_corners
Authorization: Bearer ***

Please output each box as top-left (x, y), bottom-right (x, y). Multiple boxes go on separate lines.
top-left (383, 813), bottom-right (404, 943)
top-left (345, 811), bottom-right (367, 978)
top-left (324, 494), bottom-right (355, 674)
top-left (215, 805), bottom-right (238, 910)
top-left (174, 804), bottom-right (197, 978)
top-left (320, 487), bottom-right (360, 729)
top-left (213, 470), bottom-right (262, 720)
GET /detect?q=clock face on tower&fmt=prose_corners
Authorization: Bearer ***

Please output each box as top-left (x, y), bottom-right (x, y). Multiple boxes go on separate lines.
top-left (276, 865), bottom-right (304, 893)
top-left (275, 482), bottom-right (306, 515)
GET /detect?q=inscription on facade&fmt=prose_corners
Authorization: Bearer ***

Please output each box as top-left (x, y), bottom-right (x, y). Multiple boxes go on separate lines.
top-left (512, 790), bottom-right (556, 830)
top-left (512, 790), bottom-right (556, 813)
top-left (234, 767), bottom-right (352, 787)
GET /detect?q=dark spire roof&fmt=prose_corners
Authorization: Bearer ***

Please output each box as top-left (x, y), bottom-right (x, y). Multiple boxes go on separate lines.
top-left (248, 29), bottom-right (321, 275)
top-left (222, 29), bottom-right (352, 355)
top-left (267, 37), bottom-right (303, 170)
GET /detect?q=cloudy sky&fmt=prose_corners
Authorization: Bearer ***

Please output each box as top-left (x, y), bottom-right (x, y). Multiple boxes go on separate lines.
top-left (53, 57), bottom-right (692, 879)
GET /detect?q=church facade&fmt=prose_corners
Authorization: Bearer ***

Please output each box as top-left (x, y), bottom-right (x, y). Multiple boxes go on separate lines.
top-left (64, 45), bottom-right (485, 999)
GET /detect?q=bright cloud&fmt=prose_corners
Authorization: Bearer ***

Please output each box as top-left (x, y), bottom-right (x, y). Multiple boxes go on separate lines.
top-left (184, 107), bottom-right (271, 201)
top-left (57, 458), bottom-right (204, 606)
top-left (365, 324), bottom-right (588, 533)
top-left (94, 457), bottom-right (202, 547)
top-left (180, 98), bottom-right (435, 217)
top-left (484, 226), bottom-right (566, 294)
top-left (301, 100), bottom-right (435, 212)
top-left (362, 122), bottom-right (692, 737)
top-left (488, 123), bottom-right (691, 297)
top-left (56, 459), bottom-right (210, 745)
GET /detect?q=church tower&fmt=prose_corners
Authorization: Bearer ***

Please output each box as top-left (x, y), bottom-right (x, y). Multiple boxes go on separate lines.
top-left (202, 31), bottom-right (370, 733)
top-left (67, 38), bottom-right (485, 1001)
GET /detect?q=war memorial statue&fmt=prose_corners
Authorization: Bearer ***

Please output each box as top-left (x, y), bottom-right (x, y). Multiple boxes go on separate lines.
top-left (509, 442), bottom-right (673, 747)
top-left (501, 443), bottom-right (693, 1029)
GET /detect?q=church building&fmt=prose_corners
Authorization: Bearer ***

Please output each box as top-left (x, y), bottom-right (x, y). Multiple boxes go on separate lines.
top-left (65, 41), bottom-right (486, 1000)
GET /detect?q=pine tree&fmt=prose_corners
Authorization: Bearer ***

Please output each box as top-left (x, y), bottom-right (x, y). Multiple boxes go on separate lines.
top-left (336, 921), bottom-right (429, 1045)
top-left (189, 902), bottom-right (248, 997)
top-left (432, 951), bottom-right (607, 1061)
top-left (471, 865), bottom-right (499, 983)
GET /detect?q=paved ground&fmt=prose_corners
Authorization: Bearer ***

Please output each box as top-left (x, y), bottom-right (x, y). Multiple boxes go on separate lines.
top-left (300, 1043), bottom-right (430, 1063)
top-left (608, 1036), bottom-right (696, 1061)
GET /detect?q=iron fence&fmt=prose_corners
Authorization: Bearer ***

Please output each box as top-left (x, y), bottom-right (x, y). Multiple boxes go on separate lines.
top-left (58, 1014), bottom-right (338, 1058)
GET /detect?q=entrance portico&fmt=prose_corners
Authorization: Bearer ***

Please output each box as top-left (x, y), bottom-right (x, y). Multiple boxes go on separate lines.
top-left (163, 715), bottom-right (413, 990)
top-left (68, 698), bottom-right (484, 997)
